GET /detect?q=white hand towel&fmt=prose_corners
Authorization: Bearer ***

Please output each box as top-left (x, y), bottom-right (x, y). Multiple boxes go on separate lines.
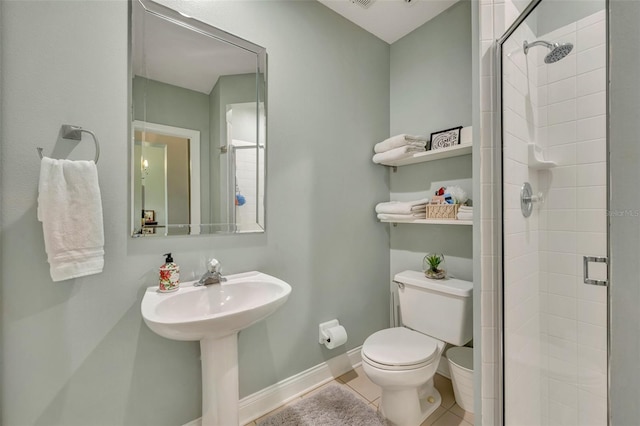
top-left (37, 157), bottom-right (105, 282)
top-left (457, 212), bottom-right (473, 221)
top-left (376, 198), bottom-right (430, 214)
top-left (458, 206), bottom-right (473, 211)
top-left (373, 145), bottom-right (425, 164)
top-left (374, 134), bottom-right (428, 153)
top-left (377, 213), bottom-right (426, 220)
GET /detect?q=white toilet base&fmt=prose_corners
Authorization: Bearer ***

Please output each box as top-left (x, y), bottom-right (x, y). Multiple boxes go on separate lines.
top-left (379, 379), bottom-right (442, 426)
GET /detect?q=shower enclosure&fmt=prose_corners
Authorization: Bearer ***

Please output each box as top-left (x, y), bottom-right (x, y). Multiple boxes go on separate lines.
top-left (497, 0), bottom-right (608, 424)
top-left (224, 102), bottom-right (266, 233)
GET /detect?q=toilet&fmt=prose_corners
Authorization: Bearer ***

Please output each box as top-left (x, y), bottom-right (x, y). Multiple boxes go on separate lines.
top-left (361, 270), bottom-right (473, 426)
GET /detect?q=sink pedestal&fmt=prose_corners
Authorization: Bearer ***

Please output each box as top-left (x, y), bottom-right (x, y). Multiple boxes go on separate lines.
top-left (201, 334), bottom-right (239, 426)
top-left (141, 272), bottom-right (292, 426)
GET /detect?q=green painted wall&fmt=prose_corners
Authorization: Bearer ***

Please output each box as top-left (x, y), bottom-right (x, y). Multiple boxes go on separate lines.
top-left (389, 0), bottom-right (473, 282)
top-left (610, 0), bottom-right (640, 423)
top-left (0, 1), bottom-right (390, 425)
top-left (390, 0), bottom-right (472, 137)
top-left (1, 1), bottom-right (477, 424)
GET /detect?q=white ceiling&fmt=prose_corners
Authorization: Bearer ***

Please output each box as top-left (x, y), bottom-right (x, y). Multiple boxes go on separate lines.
top-left (318, 0), bottom-right (461, 44)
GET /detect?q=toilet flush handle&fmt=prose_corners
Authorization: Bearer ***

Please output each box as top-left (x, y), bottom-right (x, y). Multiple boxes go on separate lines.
top-left (394, 281), bottom-right (405, 290)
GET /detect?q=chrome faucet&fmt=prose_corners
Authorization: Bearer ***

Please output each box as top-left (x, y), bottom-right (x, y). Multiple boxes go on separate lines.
top-left (195, 258), bottom-right (227, 286)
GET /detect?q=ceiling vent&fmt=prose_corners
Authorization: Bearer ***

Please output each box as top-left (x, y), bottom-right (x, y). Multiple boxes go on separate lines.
top-left (350, 0), bottom-right (375, 9)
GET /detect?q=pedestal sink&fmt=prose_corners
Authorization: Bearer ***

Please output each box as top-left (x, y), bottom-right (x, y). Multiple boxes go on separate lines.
top-left (141, 271), bottom-right (292, 426)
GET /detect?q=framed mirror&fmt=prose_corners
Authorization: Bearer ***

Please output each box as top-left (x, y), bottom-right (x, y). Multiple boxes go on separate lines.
top-left (131, 0), bottom-right (267, 236)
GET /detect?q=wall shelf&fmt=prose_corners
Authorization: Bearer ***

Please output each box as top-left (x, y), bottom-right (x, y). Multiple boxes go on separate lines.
top-left (379, 142), bottom-right (472, 168)
top-left (379, 218), bottom-right (472, 226)
top-left (527, 143), bottom-right (556, 169)
top-left (376, 132), bottom-right (473, 226)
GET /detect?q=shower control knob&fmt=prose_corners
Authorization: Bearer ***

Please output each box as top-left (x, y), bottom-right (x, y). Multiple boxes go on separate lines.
top-left (520, 182), bottom-right (542, 218)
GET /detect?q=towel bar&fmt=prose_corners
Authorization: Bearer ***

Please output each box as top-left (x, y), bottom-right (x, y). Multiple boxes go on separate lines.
top-left (36, 124), bottom-right (100, 164)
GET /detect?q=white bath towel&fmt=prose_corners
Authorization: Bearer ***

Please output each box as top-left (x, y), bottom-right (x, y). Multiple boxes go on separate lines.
top-left (37, 157), bottom-right (105, 282)
top-left (457, 212), bottom-right (473, 221)
top-left (377, 213), bottom-right (426, 221)
top-left (374, 134), bottom-right (428, 154)
top-left (375, 198), bottom-right (430, 215)
top-left (372, 145), bottom-right (425, 164)
top-left (458, 206), bottom-right (473, 211)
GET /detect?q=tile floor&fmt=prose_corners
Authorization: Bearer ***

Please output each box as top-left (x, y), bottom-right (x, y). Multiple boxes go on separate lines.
top-left (246, 366), bottom-right (474, 426)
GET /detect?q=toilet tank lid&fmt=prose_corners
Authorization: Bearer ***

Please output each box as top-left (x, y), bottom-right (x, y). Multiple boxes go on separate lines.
top-left (394, 270), bottom-right (473, 297)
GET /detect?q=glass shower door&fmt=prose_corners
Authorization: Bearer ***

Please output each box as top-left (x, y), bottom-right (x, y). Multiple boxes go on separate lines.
top-left (498, 1), bottom-right (608, 424)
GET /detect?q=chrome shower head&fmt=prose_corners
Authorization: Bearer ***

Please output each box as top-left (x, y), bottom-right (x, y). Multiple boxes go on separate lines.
top-left (523, 40), bottom-right (574, 64)
top-left (544, 43), bottom-right (574, 63)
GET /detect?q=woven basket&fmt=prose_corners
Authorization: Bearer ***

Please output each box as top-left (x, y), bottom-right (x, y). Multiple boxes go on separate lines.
top-left (427, 203), bottom-right (460, 220)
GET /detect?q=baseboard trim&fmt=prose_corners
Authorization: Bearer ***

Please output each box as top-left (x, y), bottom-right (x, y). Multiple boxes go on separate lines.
top-left (183, 346), bottom-right (362, 426)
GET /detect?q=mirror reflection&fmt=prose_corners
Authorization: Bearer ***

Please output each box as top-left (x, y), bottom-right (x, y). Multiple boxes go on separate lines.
top-left (131, 0), bottom-right (266, 236)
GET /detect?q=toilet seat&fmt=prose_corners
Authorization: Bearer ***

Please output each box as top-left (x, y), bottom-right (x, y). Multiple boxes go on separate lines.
top-left (362, 327), bottom-right (441, 371)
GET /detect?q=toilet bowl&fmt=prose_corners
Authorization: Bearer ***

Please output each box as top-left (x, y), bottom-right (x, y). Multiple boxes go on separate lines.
top-left (361, 270), bottom-right (473, 426)
top-left (362, 327), bottom-right (445, 425)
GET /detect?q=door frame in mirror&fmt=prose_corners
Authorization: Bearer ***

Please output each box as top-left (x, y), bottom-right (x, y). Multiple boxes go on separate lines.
top-left (132, 120), bottom-right (201, 235)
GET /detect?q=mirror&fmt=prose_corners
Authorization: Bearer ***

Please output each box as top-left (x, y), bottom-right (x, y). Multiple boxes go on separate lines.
top-left (131, 0), bottom-right (267, 236)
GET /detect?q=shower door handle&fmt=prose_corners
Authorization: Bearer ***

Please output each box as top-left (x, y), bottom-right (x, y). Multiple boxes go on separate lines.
top-left (583, 256), bottom-right (608, 286)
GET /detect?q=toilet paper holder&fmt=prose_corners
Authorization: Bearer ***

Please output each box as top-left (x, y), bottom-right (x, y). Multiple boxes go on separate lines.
top-left (319, 319), bottom-right (341, 344)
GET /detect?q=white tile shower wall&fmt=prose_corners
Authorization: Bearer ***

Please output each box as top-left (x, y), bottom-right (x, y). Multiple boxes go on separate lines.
top-left (536, 10), bottom-right (607, 426)
top-left (501, 16), bottom-right (544, 425)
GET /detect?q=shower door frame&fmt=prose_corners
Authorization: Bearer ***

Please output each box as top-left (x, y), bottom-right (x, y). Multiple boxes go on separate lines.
top-left (494, 0), bottom-right (610, 424)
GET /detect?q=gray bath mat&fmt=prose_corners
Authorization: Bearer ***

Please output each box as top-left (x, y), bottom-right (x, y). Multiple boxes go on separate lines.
top-left (257, 384), bottom-right (388, 426)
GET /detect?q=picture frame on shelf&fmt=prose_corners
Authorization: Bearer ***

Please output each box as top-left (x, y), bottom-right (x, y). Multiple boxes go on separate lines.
top-left (143, 209), bottom-right (155, 223)
top-left (429, 126), bottom-right (463, 151)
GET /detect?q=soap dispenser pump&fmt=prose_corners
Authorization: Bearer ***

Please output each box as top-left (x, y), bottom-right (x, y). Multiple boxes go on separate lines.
top-left (159, 253), bottom-right (180, 293)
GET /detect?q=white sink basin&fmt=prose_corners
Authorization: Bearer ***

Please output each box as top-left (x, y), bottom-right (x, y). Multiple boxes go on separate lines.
top-left (141, 271), bottom-right (291, 341)
top-left (141, 270), bottom-right (292, 426)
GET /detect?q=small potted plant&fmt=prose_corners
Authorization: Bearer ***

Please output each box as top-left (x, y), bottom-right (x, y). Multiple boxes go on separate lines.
top-left (423, 253), bottom-right (446, 280)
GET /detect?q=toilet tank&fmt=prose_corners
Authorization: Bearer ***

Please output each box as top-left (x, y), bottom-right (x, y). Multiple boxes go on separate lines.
top-left (395, 270), bottom-right (473, 346)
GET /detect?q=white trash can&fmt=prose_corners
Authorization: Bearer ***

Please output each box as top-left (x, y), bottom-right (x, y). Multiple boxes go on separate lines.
top-left (446, 347), bottom-right (474, 413)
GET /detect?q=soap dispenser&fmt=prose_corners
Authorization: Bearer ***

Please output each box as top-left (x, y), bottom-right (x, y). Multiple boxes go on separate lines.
top-left (159, 253), bottom-right (180, 293)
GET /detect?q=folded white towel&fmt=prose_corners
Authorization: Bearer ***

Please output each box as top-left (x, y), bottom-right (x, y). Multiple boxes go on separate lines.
top-left (374, 134), bottom-right (428, 153)
top-left (373, 145), bottom-right (425, 164)
top-left (375, 198), bottom-right (430, 215)
top-left (38, 157), bottom-right (105, 282)
top-left (457, 212), bottom-right (473, 220)
top-left (458, 206), bottom-right (473, 211)
top-left (378, 213), bottom-right (426, 220)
